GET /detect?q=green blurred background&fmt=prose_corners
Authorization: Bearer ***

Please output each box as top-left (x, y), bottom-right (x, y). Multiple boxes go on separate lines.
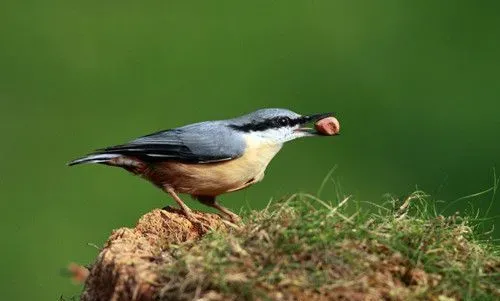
top-left (1, 1), bottom-right (499, 300)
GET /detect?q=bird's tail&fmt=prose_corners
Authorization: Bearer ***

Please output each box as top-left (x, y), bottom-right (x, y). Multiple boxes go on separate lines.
top-left (67, 153), bottom-right (121, 166)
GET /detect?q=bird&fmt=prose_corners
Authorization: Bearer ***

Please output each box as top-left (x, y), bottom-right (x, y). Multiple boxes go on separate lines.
top-left (68, 108), bottom-right (340, 223)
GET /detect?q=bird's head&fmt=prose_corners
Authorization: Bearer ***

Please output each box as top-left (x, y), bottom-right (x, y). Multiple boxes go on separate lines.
top-left (228, 108), bottom-right (339, 144)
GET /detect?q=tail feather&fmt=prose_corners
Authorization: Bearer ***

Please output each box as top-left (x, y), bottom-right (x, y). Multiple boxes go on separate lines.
top-left (67, 153), bottom-right (121, 166)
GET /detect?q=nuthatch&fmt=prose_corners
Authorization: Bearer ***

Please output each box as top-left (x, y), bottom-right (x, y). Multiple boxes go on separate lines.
top-left (69, 108), bottom-right (340, 222)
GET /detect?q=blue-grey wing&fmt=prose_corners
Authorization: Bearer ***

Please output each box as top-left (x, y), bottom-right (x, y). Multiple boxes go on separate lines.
top-left (98, 121), bottom-right (246, 163)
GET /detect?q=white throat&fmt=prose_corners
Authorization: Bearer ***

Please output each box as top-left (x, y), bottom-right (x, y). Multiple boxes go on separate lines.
top-left (244, 127), bottom-right (304, 145)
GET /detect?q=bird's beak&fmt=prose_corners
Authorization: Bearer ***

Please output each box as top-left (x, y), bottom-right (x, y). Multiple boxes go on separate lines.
top-left (295, 112), bottom-right (338, 135)
top-left (306, 113), bottom-right (334, 123)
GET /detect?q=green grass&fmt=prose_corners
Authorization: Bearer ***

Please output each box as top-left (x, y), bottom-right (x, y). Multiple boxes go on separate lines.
top-left (155, 191), bottom-right (499, 300)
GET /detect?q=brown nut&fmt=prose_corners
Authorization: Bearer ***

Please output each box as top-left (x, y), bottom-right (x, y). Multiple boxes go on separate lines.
top-left (314, 116), bottom-right (340, 135)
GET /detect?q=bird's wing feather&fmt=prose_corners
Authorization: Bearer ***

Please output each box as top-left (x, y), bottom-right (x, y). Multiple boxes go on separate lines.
top-left (98, 121), bottom-right (246, 163)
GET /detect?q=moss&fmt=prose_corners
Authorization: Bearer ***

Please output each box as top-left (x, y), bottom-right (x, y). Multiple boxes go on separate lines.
top-left (81, 192), bottom-right (500, 301)
top-left (155, 192), bottom-right (499, 300)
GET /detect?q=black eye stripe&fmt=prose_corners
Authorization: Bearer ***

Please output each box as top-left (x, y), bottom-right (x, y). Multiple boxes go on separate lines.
top-left (230, 116), bottom-right (305, 132)
top-left (278, 117), bottom-right (288, 126)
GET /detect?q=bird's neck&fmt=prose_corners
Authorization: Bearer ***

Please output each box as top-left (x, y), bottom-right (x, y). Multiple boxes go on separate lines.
top-left (243, 134), bottom-right (283, 166)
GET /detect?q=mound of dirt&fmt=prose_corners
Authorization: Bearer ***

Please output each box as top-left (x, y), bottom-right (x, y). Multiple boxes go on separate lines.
top-left (76, 195), bottom-right (499, 300)
top-left (80, 208), bottom-right (229, 301)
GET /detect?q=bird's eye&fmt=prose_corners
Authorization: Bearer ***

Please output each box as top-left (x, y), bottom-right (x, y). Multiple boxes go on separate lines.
top-left (278, 117), bottom-right (290, 126)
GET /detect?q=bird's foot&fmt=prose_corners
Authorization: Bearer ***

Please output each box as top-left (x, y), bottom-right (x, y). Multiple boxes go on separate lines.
top-left (184, 210), bottom-right (217, 234)
top-left (161, 205), bottom-right (210, 232)
top-left (225, 212), bottom-right (242, 224)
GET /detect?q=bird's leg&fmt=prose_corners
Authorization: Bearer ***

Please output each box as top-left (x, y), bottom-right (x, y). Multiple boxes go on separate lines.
top-left (162, 185), bottom-right (194, 220)
top-left (163, 186), bottom-right (216, 233)
top-left (196, 196), bottom-right (241, 223)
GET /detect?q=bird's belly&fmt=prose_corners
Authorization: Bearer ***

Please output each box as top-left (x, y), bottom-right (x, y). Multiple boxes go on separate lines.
top-left (147, 142), bottom-right (281, 196)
